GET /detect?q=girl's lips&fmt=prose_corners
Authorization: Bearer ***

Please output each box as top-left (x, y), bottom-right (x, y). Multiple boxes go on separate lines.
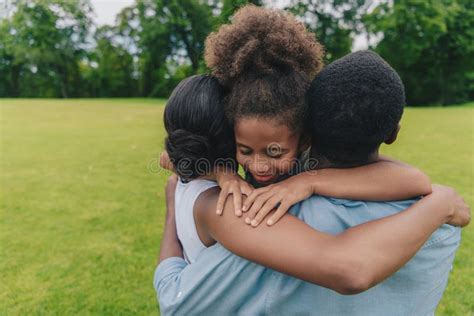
top-left (253, 174), bottom-right (277, 183)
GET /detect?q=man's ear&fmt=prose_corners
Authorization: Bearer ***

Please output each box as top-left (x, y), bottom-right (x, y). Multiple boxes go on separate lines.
top-left (299, 134), bottom-right (311, 152)
top-left (384, 123), bottom-right (401, 145)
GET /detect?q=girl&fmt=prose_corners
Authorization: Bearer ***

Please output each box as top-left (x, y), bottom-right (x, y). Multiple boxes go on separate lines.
top-left (202, 5), bottom-right (430, 226)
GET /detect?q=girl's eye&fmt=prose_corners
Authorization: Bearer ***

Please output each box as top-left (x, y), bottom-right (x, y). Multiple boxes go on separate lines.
top-left (239, 149), bottom-right (252, 155)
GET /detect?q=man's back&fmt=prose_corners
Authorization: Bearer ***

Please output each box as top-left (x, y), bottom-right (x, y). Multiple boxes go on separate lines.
top-left (265, 196), bottom-right (461, 315)
top-left (155, 196), bottom-right (461, 315)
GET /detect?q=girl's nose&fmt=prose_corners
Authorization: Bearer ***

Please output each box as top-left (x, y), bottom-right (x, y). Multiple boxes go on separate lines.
top-left (254, 155), bottom-right (271, 173)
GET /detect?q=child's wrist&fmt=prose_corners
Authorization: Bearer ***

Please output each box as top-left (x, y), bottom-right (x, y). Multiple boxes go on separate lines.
top-left (297, 171), bottom-right (320, 196)
top-left (213, 166), bottom-right (228, 182)
top-left (215, 166), bottom-right (237, 181)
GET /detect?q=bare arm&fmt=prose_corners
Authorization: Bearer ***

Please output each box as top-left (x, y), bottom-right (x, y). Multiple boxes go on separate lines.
top-left (196, 185), bottom-right (469, 294)
top-left (244, 158), bottom-right (431, 226)
top-left (159, 175), bottom-right (183, 262)
top-left (312, 158), bottom-right (432, 200)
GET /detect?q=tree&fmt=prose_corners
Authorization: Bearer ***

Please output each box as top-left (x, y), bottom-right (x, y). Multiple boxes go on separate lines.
top-left (0, 0), bottom-right (92, 97)
top-left (286, 0), bottom-right (372, 62)
top-left (0, 21), bottom-right (19, 96)
top-left (117, 0), bottom-right (173, 97)
top-left (218, 0), bottom-right (262, 24)
top-left (364, 0), bottom-right (474, 105)
top-left (166, 0), bottom-right (215, 73)
top-left (117, 0), bottom-right (218, 97)
top-left (83, 25), bottom-right (137, 97)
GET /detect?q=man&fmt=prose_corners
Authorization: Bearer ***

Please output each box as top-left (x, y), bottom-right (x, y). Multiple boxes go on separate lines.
top-left (154, 51), bottom-right (465, 315)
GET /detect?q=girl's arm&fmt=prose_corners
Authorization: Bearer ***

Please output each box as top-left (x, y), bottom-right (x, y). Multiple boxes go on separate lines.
top-left (243, 159), bottom-right (431, 226)
top-left (195, 185), bottom-right (469, 294)
top-left (312, 157), bottom-right (431, 200)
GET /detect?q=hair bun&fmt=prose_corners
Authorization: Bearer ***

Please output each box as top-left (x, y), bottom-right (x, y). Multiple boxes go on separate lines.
top-left (166, 129), bottom-right (211, 161)
top-left (165, 129), bottom-right (215, 180)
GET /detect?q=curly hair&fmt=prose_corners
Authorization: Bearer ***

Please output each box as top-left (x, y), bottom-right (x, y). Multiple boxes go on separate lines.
top-left (205, 5), bottom-right (324, 133)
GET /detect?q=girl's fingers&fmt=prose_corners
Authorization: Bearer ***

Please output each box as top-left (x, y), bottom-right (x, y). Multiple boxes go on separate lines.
top-left (267, 202), bottom-right (291, 226)
top-left (216, 186), bottom-right (229, 215)
top-left (242, 187), bottom-right (269, 212)
top-left (232, 187), bottom-right (243, 216)
top-left (251, 196), bottom-right (281, 227)
top-left (241, 184), bottom-right (253, 198)
top-left (246, 191), bottom-right (274, 223)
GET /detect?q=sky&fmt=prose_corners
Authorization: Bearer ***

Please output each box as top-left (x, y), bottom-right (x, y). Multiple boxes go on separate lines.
top-left (89, 0), bottom-right (371, 50)
top-left (90, 0), bottom-right (134, 26)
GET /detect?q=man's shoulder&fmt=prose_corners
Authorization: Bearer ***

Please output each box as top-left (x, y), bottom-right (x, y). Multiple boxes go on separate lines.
top-left (289, 195), bottom-right (461, 249)
top-left (290, 196), bottom-right (415, 235)
top-left (290, 195), bottom-right (420, 217)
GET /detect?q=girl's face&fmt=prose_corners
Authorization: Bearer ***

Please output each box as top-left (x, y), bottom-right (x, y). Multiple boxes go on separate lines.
top-left (234, 117), bottom-right (303, 186)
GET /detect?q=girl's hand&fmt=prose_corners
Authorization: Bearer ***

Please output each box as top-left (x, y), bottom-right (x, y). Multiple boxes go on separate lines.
top-left (430, 184), bottom-right (470, 227)
top-left (243, 172), bottom-right (314, 227)
top-left (215, 170), bottom-right (253, 217)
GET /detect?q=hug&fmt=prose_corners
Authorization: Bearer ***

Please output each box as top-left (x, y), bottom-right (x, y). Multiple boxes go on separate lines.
top-left (155, 6), bottom-right (470, 316)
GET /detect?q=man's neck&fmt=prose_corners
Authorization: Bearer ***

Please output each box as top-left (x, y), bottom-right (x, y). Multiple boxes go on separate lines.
top-left (310, 150), bottom-right (380, 169)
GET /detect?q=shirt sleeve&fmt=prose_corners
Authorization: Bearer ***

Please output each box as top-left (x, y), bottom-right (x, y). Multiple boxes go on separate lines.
top-left (153, 257), bottom-right (189, 316)
top-left (152, 246), bottom-right (270, 315)
top-left (411, 224), bottom-right (462, 314)
top-left (153, 257), bottom-right (187, 295)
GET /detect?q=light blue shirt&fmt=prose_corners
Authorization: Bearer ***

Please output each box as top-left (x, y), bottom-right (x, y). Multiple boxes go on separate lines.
top-left (154, 196), bottom-right (461, 315)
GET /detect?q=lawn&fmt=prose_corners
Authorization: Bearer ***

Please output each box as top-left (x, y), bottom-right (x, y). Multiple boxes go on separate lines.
top-left (1, 99), bottom-right (473, 315)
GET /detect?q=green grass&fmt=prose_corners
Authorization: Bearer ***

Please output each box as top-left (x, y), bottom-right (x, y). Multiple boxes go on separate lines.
top-left (1, 99), bottom-right (473, 315)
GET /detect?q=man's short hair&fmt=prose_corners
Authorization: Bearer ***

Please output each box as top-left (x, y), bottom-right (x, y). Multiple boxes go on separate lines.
top-left (307, 51), bottom-right (405, 165)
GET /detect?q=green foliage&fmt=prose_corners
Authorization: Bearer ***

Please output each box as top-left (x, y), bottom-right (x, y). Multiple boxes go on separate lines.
top-left (218, 0), bottom-right (262, 24)
top-left (1, 99), bottom-right (473, 314)
top-left (364, 0), bottom-right (474, 105)
top-left (0, 0), bottom-right (472, 104)
top-left (286, 0), bottom-right (369, 62)
top-left (167, 0), bottom-right (214, 72)
top-left (115, 0), bottom-right (216, 97)
top-left (0, 0), bottom-right (92, 97)
top-left (116, 1), bottom-right (172, 97)
top-left (85, 26), bottom-right (138, 97)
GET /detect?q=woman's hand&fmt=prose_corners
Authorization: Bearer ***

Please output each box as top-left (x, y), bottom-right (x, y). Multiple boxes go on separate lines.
top-left (215, 170), bottom-right (253, 217)
top-left (160, 150), bottom-right (174, 172)
top-left (243, 172), bottom-right (314, 227)
top-left (430, 184), bottom-right (470, 227)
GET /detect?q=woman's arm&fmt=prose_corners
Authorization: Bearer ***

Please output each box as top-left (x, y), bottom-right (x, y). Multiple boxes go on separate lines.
top-left (195, 185), bottom-right (469, 294)
top-left (159, 175), bottom-right (183, 262)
